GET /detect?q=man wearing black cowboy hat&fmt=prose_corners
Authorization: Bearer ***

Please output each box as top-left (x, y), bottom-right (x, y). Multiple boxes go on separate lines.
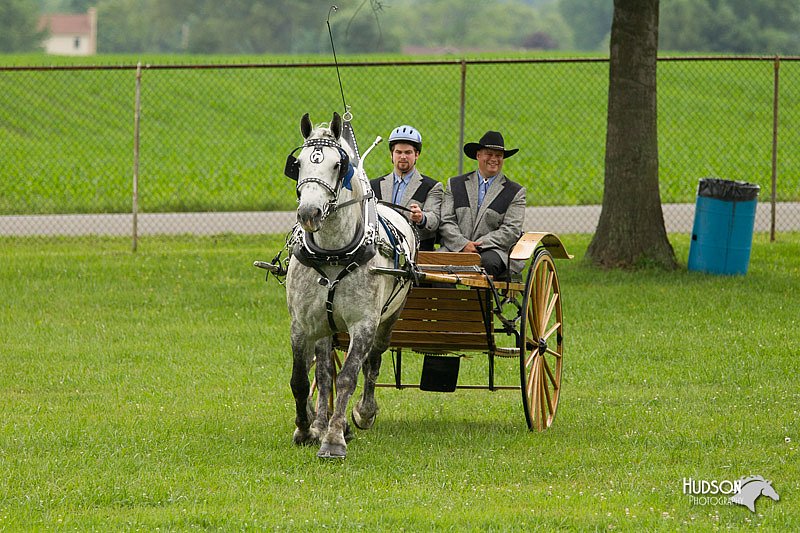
top-left (438, 130), bottom-right (526, 278)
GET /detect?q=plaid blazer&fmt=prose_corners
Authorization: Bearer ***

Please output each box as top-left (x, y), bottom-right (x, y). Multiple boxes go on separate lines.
top-left (370, 169), bottom-right (443, 249)
top-left (438, 171), bottom-right (526, 269)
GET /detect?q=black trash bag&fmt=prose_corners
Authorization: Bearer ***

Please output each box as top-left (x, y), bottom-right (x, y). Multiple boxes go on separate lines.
top-left (697, 178), bottom-right (760, 201)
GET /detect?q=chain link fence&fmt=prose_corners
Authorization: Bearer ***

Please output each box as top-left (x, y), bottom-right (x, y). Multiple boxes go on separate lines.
top-left (1, 57), bottom-right (798, 241)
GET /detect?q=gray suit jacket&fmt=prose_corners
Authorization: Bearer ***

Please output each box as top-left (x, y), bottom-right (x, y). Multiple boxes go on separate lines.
top-left (370, 169), bottom-right (443, 246)
top-left (438, 171), bottom-right (526, 269)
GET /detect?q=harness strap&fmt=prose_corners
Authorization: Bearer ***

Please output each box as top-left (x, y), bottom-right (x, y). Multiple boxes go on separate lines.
top-left (316, 261), bottom-right (362, 333)
top-left (377, 215), bottom-right (400, 269)
top-left (292, 193), bottom-right (413, 335)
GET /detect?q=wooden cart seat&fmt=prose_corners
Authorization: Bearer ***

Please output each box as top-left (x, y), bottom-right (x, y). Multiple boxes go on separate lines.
top-left (334, 251), bottom-right (492, 353)
top-left (389, 286), bottom-right (491, 352)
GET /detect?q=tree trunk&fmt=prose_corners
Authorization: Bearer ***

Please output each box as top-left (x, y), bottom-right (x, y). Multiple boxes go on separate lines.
top-left (586, 0), bottom-right (677, 269)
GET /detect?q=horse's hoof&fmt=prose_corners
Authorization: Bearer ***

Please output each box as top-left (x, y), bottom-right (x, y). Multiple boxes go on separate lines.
top-left (351, 409), bottom-right (376, 431)
top-left (317, 442), bottom-right (347, 459)
top-left (293, 429), bottom-right (317, 446)
top-left (344, 420), bottom-right (355, 442)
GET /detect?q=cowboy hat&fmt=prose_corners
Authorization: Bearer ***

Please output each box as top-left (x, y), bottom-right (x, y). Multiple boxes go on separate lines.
top-left (463, 130), bottom-right (519, 160)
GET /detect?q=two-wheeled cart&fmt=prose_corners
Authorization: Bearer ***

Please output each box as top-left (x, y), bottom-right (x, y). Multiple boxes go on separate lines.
top-left (334, 231), bottom-right (572, 431)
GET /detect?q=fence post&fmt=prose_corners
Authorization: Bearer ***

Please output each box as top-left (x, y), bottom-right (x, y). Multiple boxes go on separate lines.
top-left (770, 55), bottom-right (780, 242)
top-left (132, 62), bottom-right (142, 252)
top-left (458, 59), bottom-right (467, 175)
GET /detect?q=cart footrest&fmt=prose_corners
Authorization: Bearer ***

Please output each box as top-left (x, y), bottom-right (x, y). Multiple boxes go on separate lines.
top-left (494, 346), bottom-right (521, 358)
top-left (419, 355), bottom-right (461, 392)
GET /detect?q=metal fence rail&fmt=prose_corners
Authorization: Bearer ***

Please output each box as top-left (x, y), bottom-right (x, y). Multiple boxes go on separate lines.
top-left (1, 56), bottom-right (798, 241)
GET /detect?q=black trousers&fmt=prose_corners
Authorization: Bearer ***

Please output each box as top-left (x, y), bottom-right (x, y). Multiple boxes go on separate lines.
top-left (480, 249), bottom-right (506, 278)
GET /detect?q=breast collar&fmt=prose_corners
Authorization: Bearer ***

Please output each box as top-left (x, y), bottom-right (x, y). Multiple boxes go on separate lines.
top-left (292, 191), bottom-right (378, 269)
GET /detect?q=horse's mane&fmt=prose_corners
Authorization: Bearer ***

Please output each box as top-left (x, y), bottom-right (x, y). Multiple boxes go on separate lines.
top-left (738, 475), bottom-right (768, 487)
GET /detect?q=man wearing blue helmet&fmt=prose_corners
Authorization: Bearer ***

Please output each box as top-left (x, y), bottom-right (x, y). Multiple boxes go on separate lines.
top-left (370, 125), bottom-right (443, 250)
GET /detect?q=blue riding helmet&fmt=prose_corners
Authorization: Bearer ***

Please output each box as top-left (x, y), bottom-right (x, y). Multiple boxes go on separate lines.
top-left (388, 125), bottom-right (422, 153)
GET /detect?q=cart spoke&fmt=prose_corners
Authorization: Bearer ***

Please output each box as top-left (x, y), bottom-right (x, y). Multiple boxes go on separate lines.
top-left (534, 377), bottom-right (544, 429)
top-left (524, 344), bottom-right (537, 368)
top-left (541, 322), bottom-right (561, 344)
top-left (527, 354), bottom-right (539, 394)
top-left (537, 368), bottom-right (548, 429)
top-left (542, 371), bottom-right (553, 416)
top-left (544, 269), bottom-right (554, 302)
top-left (537, 269), bottom-right (551, 315)
top-left (543, 355), bottom-right (558, 389)
top-left (543, 292), bottom-right (559, 328)
top-left (527, 306), bottom-right (539, 338)
top-left (545, 347), bottom-right (561, 359)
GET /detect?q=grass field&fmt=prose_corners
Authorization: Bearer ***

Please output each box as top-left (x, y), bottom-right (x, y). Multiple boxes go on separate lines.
top-left (1, 232), bottom-right (798, 529)
top-left (1, 53), bottom-right (798, 215)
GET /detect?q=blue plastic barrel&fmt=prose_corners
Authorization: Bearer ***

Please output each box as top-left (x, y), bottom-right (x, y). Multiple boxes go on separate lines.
top-left (688, 178), bottom-right (760, 275)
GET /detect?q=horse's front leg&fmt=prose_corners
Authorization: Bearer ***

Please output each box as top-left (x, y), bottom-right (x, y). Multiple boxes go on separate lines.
top-left (309, 337), bottom-right (334, 441)
top-left (290, 326), bottom-right (315, 446)
top-left (353, 309), bottom-right (401, 430)
top-left (318, 323), bottom-right (375, 459)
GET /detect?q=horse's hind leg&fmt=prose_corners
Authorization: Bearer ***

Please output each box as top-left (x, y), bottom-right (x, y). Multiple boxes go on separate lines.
top-left (352, 346), bottom-right (383, 430)
top-left (353, 311), bottom-right (399, 430)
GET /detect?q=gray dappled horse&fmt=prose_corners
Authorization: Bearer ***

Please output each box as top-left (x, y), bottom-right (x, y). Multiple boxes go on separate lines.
top-left (284, 112), bottom-right (416, 458)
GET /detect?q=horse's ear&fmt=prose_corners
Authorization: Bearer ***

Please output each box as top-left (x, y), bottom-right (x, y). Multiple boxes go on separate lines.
top-left (300, 113), bottom-right (312, 139)
top-left (331, 112), bottom-right (342, 140)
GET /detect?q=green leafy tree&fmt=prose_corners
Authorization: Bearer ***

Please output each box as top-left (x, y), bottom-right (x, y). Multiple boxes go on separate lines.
top-left (660, 0), bottom-right (800, 53)
top-left (558, 0), bottom-right (613, 50)
top-left (0, 0), bottom-right (46, 52)
top-left (658, 0), bottom-right (710, 51)
top-left (328, 4), bottom-right (400, 54)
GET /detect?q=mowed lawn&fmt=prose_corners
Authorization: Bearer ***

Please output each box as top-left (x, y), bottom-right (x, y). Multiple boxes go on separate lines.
top-left (0, 232), bottom-right (798, 529)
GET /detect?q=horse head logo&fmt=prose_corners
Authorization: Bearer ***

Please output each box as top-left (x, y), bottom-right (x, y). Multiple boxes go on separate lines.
top-left (730, 476), bottom-right (780, 512)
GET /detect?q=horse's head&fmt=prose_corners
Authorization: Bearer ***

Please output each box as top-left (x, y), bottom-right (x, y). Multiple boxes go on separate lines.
top-left (286, 112), bottom-right (356, 233)
top-left (761, 480), bottom-right (780, 501)
top-left (731, 476), bottom-right (780, 512)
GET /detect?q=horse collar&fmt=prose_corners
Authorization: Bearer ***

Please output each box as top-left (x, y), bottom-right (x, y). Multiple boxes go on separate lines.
top-left (291, 196), bottom-right (380, 333)
top-left (292, 195), bottom-right (378, 269)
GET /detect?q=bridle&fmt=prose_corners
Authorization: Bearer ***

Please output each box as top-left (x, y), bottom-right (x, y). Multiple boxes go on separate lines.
top-left (284, 137), bottom-right (356, 221)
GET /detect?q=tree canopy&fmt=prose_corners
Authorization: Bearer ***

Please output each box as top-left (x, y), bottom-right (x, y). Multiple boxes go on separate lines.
top-left (1, 0), bottom-right (46, 53)
top-left (21, 0), bottom-right (798, 55)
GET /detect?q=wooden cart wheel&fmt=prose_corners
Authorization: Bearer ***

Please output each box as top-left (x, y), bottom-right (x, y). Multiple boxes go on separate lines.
top-left (519, 248), bottom-right (563, 431)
